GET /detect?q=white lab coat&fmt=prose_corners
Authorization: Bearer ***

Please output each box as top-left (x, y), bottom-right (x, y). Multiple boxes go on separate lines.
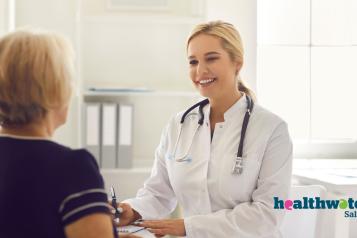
top-left (124, 94), bottom-right (293, 238)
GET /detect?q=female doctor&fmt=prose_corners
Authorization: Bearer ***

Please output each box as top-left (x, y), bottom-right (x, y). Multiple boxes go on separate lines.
top-left (119, 21), bottom-right (293, 238)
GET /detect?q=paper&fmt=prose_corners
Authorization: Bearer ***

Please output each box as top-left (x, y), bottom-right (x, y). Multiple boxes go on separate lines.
top-left (117, 225), bottom-right (145, 234)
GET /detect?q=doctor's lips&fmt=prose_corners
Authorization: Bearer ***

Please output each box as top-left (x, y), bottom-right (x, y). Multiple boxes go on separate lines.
top-left (196, 77), bottom-right (217, 86)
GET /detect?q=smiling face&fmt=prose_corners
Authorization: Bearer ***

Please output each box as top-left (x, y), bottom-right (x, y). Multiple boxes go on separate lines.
top-left (187, 33), bottom-right (241, 101)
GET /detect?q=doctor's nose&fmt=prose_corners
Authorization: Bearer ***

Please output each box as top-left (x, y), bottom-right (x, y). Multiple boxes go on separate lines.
top-left (196, 62), bottom-right (210, 76)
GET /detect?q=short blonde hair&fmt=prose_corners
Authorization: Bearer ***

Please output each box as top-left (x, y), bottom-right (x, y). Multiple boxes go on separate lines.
top-left (187, 20), bottom-right (256, 101)
top-left (0, 30), bottom-right (74, 126)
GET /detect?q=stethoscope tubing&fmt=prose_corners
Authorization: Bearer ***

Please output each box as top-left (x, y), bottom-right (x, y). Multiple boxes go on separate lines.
top-left (172, 95), bottom-right (254, 174)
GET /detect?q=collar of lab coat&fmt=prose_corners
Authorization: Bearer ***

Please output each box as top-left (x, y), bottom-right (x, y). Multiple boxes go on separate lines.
top-left (202, 93), bottom-right (248, 124)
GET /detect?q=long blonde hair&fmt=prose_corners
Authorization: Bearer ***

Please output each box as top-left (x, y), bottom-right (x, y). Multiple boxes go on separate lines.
top-left (0, 29), bottom-right (74, 126)
top-left (187, 20), bottom-right (256, 101)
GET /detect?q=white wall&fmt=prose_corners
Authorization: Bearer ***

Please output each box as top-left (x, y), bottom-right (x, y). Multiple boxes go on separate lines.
top-left (15, 0), bottom-right (80, 147)
top-left (206, 0), bottom-right (257, 92)
top-left (0, 0), bottom-right (13, 36)
top-left (0, 0), bottom-right (6, 36)
top-left (79, 0), bottom-right (203, 91)
top-left (80, 19), bottom-right (196, 91)
top-left (12, 0), bottom-right (258, 155)
top-left (15, 0), bottom-right (77, 42)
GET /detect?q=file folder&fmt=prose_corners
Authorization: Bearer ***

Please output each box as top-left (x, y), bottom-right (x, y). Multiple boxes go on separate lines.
top-left (117, 104), bottom-right (133, 168)
top-left (101, 103), bottom-right (117, 168)
top-left (83, 103), bottom-right (102, 166)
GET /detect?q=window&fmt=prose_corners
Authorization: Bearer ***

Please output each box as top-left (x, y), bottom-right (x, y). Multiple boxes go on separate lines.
top-left (257, 0), bottom-right (357, 158)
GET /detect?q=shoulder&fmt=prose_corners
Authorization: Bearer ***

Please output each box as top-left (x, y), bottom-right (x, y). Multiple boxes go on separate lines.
top-left (156, 103), bottom-right (201, 153)
top-left (56, 148), bottom-right (101, 180)
top-left (164, 105), bottom-right (200, 135)
top-left (249, 103), bottom-right (290, 139)
top-left (64, 149), bottom-right (98, 168)
top-left (43, 142), bottom-right (99, 170)
top-left (252, 103), bottom-right (287, 127)
top-left (46, 146), bottom-right (103, 193)
top-left (170, 101), bottom-right (203, 126)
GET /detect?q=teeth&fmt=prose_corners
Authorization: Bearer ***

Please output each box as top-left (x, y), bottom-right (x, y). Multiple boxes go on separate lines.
top-left (199, 78), bottom-right (215, 84)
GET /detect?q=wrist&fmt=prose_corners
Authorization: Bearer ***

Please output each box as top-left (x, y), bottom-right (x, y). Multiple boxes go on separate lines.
top-left (133, 209), bottom-right (142, 221)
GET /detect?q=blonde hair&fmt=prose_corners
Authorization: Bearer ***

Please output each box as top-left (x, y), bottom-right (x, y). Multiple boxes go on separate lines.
top-left (0, 29), bottom-right (74, 126)
top-left (187, 20), bottom-right (256, 101)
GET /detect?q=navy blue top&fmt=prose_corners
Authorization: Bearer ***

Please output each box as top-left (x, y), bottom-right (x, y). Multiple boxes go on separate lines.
top-left (0, 135), bottom-right (117, 238)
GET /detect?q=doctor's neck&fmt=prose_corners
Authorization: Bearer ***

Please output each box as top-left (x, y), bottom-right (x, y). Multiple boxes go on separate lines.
top-left (209, 90), bottom-right (242, 122)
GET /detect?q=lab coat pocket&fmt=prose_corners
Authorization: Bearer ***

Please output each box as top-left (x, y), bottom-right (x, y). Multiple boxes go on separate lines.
top-left (220, 153), bottom-right (262, 202)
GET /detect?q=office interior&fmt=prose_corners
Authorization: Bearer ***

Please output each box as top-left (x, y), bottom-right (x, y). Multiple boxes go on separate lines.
top-left (1, 0), bottom-right (357, 237)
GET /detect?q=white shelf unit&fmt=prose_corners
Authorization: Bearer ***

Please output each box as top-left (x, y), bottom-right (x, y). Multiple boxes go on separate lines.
top-left (82, 91), bottom-right (201, 163)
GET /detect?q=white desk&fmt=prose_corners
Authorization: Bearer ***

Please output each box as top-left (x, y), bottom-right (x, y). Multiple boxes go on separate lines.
top-left (132, 228), bottom-right (155, 238)
top-left (293, 168), bottom-right (357, 195)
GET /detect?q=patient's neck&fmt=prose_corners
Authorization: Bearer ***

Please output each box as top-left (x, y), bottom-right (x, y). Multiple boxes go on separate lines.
top-left (0, 119), bottom-right (53, 138)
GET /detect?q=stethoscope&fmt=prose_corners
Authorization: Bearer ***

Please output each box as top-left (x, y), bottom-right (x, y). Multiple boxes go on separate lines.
top-left (171, 95), bottom-right (254, 175)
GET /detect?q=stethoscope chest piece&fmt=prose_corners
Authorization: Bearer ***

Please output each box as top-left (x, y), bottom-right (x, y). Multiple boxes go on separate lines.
top-left (232, 156), bottom-right (243, 175)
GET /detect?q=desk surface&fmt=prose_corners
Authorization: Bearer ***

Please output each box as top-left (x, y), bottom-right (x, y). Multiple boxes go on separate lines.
top-left (133, 228), bottom-right (155, 238)
top-left (293, 168), bottom-right (357, 195)
top-left (293, 159), bottom-right (357, 195)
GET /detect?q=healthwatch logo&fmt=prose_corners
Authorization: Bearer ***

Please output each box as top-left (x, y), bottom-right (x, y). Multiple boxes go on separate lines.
top-left (273, 197), bottom-right (357, 218)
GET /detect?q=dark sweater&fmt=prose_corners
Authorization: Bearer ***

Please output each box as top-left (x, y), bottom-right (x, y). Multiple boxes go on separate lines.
top-left (0, 135), bottom-right (117, 238)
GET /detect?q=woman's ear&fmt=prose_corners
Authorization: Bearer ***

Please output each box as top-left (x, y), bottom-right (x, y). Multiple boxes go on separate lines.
top-left (235, 62), bottom-right (242, 75)
top-left (236, 62), bottom-right (242, 71)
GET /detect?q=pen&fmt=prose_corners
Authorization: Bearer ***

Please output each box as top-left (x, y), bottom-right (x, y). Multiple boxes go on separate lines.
top-left (110, 186), bottom-right (121, 223)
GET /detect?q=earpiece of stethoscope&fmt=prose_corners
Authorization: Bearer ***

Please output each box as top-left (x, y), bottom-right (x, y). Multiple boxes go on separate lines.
top-left (173, 95), bottom-right (254, 175)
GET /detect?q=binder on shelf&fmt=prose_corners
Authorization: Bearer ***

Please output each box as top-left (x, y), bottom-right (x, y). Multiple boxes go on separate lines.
top-left (101, 103), bottom-right (117, 168)
top-left (117, 104), bottom-right (133, 168)
top-left (83, 103), bottom-right (102, 166)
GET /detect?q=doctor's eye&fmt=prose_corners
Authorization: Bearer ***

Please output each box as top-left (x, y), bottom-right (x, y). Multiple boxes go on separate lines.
top-left (189, 59), bottom-right (198, 66)
top-left (206, 56), bottom-right (219, 62)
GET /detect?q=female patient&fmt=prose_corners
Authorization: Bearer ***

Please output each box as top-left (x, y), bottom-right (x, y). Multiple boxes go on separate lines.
top-left (0, 30), bottom-right (121, 238)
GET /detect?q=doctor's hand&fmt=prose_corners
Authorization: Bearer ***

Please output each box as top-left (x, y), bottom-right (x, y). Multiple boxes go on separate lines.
top-left (117, 203), bottom-right (142, 226)
top-left (137, 219), bottom-right (186, 237)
